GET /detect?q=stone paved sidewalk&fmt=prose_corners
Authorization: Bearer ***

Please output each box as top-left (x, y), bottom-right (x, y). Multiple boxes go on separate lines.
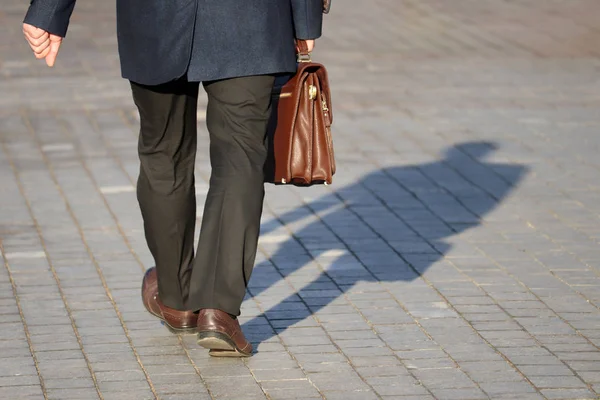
top-left (2, 0), bottom-right (600, 399)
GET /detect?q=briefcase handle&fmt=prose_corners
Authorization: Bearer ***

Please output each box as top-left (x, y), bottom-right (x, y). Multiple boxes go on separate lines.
top-left (296, 40), bottom-right (312, 63)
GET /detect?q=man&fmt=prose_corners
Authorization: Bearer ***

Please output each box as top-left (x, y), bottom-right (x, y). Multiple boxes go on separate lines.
top-left (22, 0), bottom-right (324, 357)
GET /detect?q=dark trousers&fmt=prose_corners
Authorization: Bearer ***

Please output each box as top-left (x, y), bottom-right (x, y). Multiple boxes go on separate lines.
top-left (130, 75), bottom-right (275, 316)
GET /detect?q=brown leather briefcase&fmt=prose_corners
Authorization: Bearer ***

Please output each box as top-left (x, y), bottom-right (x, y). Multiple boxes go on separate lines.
top-left (264, 42), bottom-right (335, 186)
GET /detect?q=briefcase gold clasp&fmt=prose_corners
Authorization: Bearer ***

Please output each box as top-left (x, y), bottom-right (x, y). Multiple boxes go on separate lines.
top-left (309, 85), bottom-right (317, 100)
top-left (297, 53), bottom-right (312, 63)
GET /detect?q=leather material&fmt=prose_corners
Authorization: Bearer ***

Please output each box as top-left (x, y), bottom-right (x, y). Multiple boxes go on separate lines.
top-left (141, 267), bottom-right (197, 330)
top-left (265, 51), bottom-right (335, 186)
top-left (197, 309), bottom-right (253, 354)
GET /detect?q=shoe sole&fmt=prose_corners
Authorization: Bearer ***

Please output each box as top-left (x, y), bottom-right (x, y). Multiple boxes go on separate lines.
top-left (208, 349), bottom-right (251, 358)
top-left (197, 331), bottom-right (252, 357)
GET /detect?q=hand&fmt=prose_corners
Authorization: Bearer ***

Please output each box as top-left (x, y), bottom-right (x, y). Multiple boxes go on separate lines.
top-left (23, 23), bottom-right (63, 67)
top-left (295, 39), bottom-right (315, 53)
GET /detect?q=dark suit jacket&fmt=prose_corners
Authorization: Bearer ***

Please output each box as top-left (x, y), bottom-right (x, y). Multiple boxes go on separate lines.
top-left (24, 0), bottom-right (324, 85)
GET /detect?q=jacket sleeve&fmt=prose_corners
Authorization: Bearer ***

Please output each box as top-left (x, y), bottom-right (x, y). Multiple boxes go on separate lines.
top-left (23, 0), bottom-right (76, 37)
top-left (290, 0), bottom-right (323, 40)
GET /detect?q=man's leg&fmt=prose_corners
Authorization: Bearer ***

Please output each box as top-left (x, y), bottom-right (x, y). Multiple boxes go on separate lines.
top-left (131, 79), bottom-right (199, 310)
top-left (187, 75), bottom-right (275, 316)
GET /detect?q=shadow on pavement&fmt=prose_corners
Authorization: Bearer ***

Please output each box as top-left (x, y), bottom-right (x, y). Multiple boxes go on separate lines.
top-left (244, 141), bottom-right (528, 348)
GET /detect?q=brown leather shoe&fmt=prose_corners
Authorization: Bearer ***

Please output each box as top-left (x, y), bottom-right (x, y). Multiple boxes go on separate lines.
top-left (196, 309), bottom-right (253, 357)
top-left (141, 267), bottom-right (197, 334)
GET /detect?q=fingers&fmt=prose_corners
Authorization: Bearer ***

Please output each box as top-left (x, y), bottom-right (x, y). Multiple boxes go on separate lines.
top-left (23, 23), bottom-right (51, 59)
top-left (37, 44), bottom-right (52, 60)
top-left (31, 37), bottom-right (51, 56)
top-left (24, 30), bottom-right (50, 54)
top-left (24, 31), bottom-right (49, 47)
top-left (23, 23), bottom-right (47, 40)
top-left (22, 23), bottom-right (63, 67)
top-left (295, 39), bottom-right (316, 53)
top-left (45, 35), bottom-right (63, 67)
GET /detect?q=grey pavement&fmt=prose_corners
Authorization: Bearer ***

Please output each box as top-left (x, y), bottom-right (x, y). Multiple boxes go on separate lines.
top-left (2, 0), bottom-right (600, 399)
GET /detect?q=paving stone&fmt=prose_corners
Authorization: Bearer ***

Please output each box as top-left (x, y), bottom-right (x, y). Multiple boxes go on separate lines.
top-left (160, 395), bottom-right (212, 400)
top-left (253, 368), bottom-right (307, 382)
top-left (478, 381), bottom-right (538, 396)
top-left (246, 354), bottom-right (298, 370)
top-left (95, 370), bottom-right (147, 382)
top-left (91, 361), bottom-right (144, 372)
top-left (335, 338), bottom-right (388, 349)
top-left (306, 372), bottom-right (370, 392)
top-left (142, 360), bottom-right (196, 375)
top-left (554, 352), bottom-right (600, 361)
top-left (43, 378), bottom-right (96, 389)
top-left (0, 362), bottom-right (38, 377)
top-left (101, 390), bottom-right (155, 400)
top-left (321, 390), bottom-right (380, 400)
top-left (286, 344), bottom-right (340, 354)
top-left (441, 344), bottom-right (501, 362)
top-left (490, 395), bottom-right (545, 400)
top-left (412, 368), bottom-right (477, 389)
top-left (465, 370), bottom-right (525, 383)
top-left (429, 388), bottom-right (488, 400)
top-left (38, 366), bottom-right (93, 380)
top-left (97, 380), bottom-right (152, 392)
top-left (0, 372), bottom-right (39, 388)
top-left (258, 378), bottom-right (315, 392)
top-left (526, 375), bottom-right (588, 389)
top-left (147, 373), bottom-right (203, 386)
top-left (194, 364), bottom-right (251, 378)
top-left (577, 371), bottom-right (600, 383)
top-left (263, 388), bottom-right (322, 399)
top-left (565, 361), bottom-right (600, 372)
top-left (541, 388), bottom-right (598, 399)
top-left (349, 355), bottom-right (402, 367)
top-left (408, 356), bottom-right (459, 370)
top-left (370, 381), bottom-right (430, 397)
top-left (380, 397), bottom-right (435, 400)
top-left (46, 388), bottom-right (101, 399)
top-left (278, 335), bottom-right (332, 346)
top-left (0, 385), bottom-right (44, 398)
top-left (396, 349), bottom-right (447, 360)
top-left (509, 356), bottom-right (564, 366)
top-left (154, 382), bottom-right (211, 396)
top-left (32, 340), bottom-right (82, 352)
top-left (302, 362), bottom-right (354, 375)
top-left (354, 365), bottom-right (412, 378)
top-left (518, 365), bottom-right (577, 377)
top-left (132, 345), bottom-right (186, 357)
top-left (202, 377), bottom-right (265, 398)
top-left (34, 351), bottom-right (86, 362)
top-left (343, 346), bottom-right (396, 357)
